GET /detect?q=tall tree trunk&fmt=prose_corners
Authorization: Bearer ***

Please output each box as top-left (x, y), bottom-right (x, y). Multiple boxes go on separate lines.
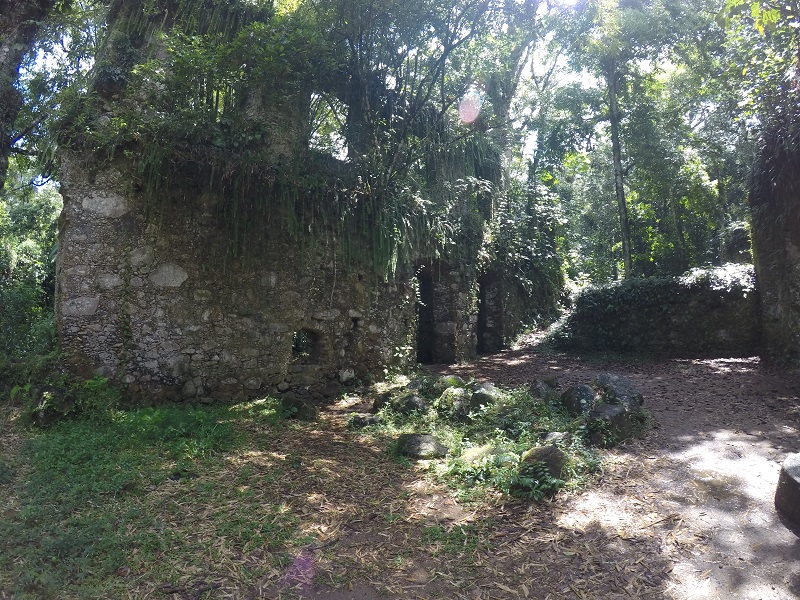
top-left (605, 63), bottom-right (632, 278)
top-left (669, 194), bottom-right (687, 272)
top-left (0, 0), bottom-right (56, 189)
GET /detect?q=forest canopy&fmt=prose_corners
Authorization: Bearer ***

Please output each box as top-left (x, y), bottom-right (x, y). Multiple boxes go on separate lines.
top-left (1, 0), bottom-right (796, 294)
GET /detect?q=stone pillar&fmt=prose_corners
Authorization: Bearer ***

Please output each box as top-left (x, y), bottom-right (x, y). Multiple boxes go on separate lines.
top-left (775, 453), bottom-right (800, 528)
top-left (750, 117), bottom-right (800, 364)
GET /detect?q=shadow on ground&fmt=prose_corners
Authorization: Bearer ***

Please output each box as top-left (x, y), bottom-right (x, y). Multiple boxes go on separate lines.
top-left (433, 350), bottom-right (800, 600)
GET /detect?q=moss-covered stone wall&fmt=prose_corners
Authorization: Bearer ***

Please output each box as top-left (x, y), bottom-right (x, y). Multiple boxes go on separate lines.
top-left (550, 265), bottom-right (761, 357)
top-left (750, 117), bottom-right (800, 365)
top-left (56, 155), bottom-right (419, 402)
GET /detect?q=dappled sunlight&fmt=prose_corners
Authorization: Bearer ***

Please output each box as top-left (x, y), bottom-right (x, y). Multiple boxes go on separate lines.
top-left (683, 356), bottom-right (761, 374)
top-left (669, 429), bottom-right (781, 500)
top-left (432, 347), bottom-right (800, 599)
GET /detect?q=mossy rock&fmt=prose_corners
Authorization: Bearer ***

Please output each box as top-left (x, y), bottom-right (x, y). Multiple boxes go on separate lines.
top-left (396, 433), bottom-right (448, 459)
top-left (392, 392), bottom-right (430, 414)
top-left (433, 375), bottom-right (467, 395)
top-left (586, 403), bottom-right (650, 447)
top-left (519, 445), bottom-right (567, 479)
top-left (470, 382), bottom-right (504, 406)
top-left (434, 386), bottom-right (472, 420)
top-left (560, 384), bottom-right (595, 416)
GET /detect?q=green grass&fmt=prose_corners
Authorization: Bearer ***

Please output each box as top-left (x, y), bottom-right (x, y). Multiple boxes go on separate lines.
top-left (0, 398), bottom-right (300, 599)
top-left (421, 524), bottom-right (483, 555)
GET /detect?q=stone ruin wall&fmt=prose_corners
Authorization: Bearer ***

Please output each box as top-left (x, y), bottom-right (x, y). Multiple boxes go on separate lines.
top-left (750, 144), bottom-right (800, 365)
top-left (415, 261), bottom-right (478, 364)
top-left (55, 156), bottom-right (426, 402)
top-left (55, 157), bottom-right (488, 403)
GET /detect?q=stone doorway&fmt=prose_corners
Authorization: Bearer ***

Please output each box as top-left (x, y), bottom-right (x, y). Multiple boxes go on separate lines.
top-left (477, 274), bottom-right (503, 354)
top-left (416, 268), bottom-right (436, 364)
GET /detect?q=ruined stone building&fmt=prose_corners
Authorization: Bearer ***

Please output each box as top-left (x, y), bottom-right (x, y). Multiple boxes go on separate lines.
top-left (54, 3), bottom-right (545, 404)
top-left (56, 154), bottom-right (537, 403)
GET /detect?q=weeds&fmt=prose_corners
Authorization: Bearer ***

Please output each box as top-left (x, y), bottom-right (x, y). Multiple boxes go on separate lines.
top-left (363, 375), bottom-right (603, 502)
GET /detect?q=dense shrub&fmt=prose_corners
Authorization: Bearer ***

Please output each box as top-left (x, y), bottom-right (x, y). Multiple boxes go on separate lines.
top-left (548, 264), bottom-right (760, 356)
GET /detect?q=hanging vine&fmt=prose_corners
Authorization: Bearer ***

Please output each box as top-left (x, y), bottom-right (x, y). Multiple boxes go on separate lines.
top-left (54, 0), bottom-right (499, 277)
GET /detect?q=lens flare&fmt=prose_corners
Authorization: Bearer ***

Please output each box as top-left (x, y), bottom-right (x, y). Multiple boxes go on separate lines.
top-left (459, 90), bottom-right (482, 124)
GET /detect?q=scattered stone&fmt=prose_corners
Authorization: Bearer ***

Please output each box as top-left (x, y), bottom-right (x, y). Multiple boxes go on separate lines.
top-left (181, 380), bottom-right (197, 398)
top-left (396, 433), bottom-right (448, 459)
top-left (338, 368), bottom-right (356, 384)
top-left (560, 384), bottom-right (596, 416)
top-left (406, 377), bottom-right (427, 391)
top-left (470, 382), bottom-right (504, 406)
top-left (436, 387), bottom-right (472, 420)
top-left (372, 390), bottom-right (392, 412)
top-left (528, 379), bottom-right (556, 400)
top-left (438, 374), bottom-right (466, 389)
top-left (518, 445), bottom-right (567, 479)
top-left (587, 402), bottom-right (649, 447)
top-left (349, 413), bottom-right (381, 428)
top-left (281, 397), bottom-right (318, 420)
top-left (459, 445), bottom-right (496, 463)
top-left (593, 373), bottom-right (644, 410)
top-left (543, 431), bottom-right (572, 446)
top-left (392, 392), bottom-right (430, 414)
top-left (540, 376), bottom-right (559, 389)
top-left (775, 453), bottom-right (800, 528)
top-left (29, 384), bottom-right (72, 427)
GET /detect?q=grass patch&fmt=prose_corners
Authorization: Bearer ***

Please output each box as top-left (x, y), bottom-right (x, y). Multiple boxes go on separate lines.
top-left (421, 524), bottom-right (483, 555)
top-left (0, 397), bottom-right (301, 599)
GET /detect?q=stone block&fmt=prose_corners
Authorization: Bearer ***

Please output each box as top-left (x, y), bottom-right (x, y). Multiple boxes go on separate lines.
top-left (129, 246), bottom-right (153, 267)
top-left (775, 453), bottom-right (800, 528)
top-left (150, 263), bottom-right (188, 288)
top-left (397, 433), bottom-right (448, 459)
top-left (313, 309), bottom-right (341, 320)
top-left (62, 296), bottom-right (100, 316)
top-left (82, 192), bottom-right (130, 217)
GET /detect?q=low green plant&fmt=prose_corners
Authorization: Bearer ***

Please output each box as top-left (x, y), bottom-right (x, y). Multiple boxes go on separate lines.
top-left (509, 461), bottom-right (565, 501)
top-left (0, 398), bottom-right (296, 598)
top-left (15, 374), bottom-right (120, 426)
top-left (368, 376), bottom-right (601, 502)
top-left (421, 524), bottom-right (482, 555)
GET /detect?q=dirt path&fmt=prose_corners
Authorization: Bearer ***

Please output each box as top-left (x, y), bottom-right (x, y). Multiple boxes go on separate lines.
top-left (436, 349), bottom-right (800, 599)
top-left (271, 348), bottom-right (799, 600)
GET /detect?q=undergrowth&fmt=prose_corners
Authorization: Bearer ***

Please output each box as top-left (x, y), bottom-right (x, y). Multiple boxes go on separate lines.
top-left (359, 375), bottom-right (602, 503)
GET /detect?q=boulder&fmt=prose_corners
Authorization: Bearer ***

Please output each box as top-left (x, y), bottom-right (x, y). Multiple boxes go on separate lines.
top-left (471, 382), bottom-right (504, 406)
top-left (437, 374), bottom-right (467, 390)
top-left (396, 433), bottom-right (448, 459)
top-left (593, 373), bottom-right (644, 410)
top-left (519, 445), bottom-right (567, 479)
top-left (338, 368), bottom-right (356, 384)
top-left (775, 453), bottom-right (800, 528)
top-left (393, 393), bottom-right (430, 414)
top-left (528, 378), bottom-right (559, 401)
top-left (543, 431), bottom-right (572, 446)
top-left (435, 386), bottom-right (472, 420)
top-left (280, 397), bottom-right (319, 420)
top-left (560, 384), bottom-right (596, 416)
top-left (372, 390), bottom-right (393, 412)
top-left (587, 402), bottom-right (649, 447)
